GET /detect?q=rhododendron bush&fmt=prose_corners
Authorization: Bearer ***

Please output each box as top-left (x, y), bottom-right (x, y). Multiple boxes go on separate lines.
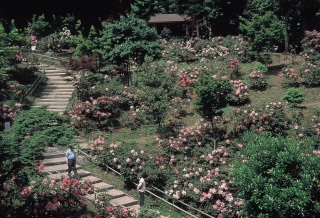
top-left (232, 102), bottom-right (289, 136)
top-left (67, 72), bottom-right (138, 128)
top-left (301, 30), bottom-right (320, 62)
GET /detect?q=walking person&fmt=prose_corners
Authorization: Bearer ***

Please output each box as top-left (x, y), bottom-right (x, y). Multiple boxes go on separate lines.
top-left (65, 145), bottom-right (78, 178)
top-left (137, 172), bottom-right (148, 207)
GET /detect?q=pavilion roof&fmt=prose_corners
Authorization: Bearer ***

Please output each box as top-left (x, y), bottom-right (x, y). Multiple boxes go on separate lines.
top-left (148, 14), bottom-right (194, 24)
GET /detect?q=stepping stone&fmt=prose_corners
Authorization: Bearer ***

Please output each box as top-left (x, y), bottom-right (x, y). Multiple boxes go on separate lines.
top-left (43, 157), bottom-right (66, 166)
top-left (111, 196), bottom-right (138, 207)
top-left (48, 169), bottom-right (91, 181)
top-left (44, 164), bottom-right (81, 173)
top-left (106, 189), bottom-right (126, 199)
top-left (94, 182), bottom-right (114, 192)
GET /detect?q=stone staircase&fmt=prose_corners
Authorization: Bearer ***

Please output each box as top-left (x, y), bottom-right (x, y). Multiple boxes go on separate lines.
top-left (42, 147), bottom-right (140, 213)
top-left (32, 63), bottom-right (74, 113)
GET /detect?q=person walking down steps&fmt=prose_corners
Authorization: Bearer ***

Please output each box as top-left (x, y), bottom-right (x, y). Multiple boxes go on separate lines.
top-left (137, 172), bottom-right (148, 207)
top-left (65, 145), bottom-right (78, 178)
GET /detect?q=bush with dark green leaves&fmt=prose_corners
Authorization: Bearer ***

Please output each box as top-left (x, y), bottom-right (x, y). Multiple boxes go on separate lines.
top-left (0, 107), bottom-right (76, 188)
top-left (232, 132), bottom-right (320, 218)
top-left (283, 88), bottom-right (304, 107)
top-left (98, 13), bottom-right (161, 65)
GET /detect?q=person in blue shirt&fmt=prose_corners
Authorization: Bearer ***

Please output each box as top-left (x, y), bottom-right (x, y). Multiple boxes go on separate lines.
top-left (65, 145), bottom-right (78, 178)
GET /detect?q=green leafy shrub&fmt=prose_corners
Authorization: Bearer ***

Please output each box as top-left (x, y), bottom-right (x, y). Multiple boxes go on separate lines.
top-left (283, 88), bottom-right (304, 107)
top-left (195, 72), bottom-right (232, 124)
top-left (232, 132), bottom-right (320, 218)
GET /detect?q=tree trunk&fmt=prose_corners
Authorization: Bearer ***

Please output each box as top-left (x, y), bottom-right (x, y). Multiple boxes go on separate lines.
top-left (284, 12), bottom-right (289, 53)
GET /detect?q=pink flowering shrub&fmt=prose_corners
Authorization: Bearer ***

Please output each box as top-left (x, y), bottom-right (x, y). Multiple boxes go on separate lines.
top-left (162, 38), bottom-right (196, 62)
top-left (86, 194), bottom-right (135, 218)
top-left (194, 36), bottom-right (252, 62)
top-left (67, 73), bottom-right (138, 128)
top-left (278, 67), bottom-right (300, 87)
top-left (301, 30), bottom-right (320, 62)
top-left (1, 169), bottom-right (94, 217)
top-left (228, 80), bottom-right (249, 105)
top-left (248, 70), bottom-right (268, 90)
top-left (295, 111), bottom-right (320, 144)
top-left (156, 122), bottom-right (244, 217)
top-left (299, 62), bottom-right (320, 86)
top-left (232, 102), bottom-right (289, 135)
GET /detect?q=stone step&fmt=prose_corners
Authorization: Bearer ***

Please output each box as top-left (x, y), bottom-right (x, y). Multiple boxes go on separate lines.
top-left (35, 102), bottom-right (68, 106)
top-left (38, 96), bottom-right (71, 100)
top-left (48, 169), bottom-right (91, 181)
top-left (43, 152), bottom-right (66, 159)
top-left (93, 182), bottom-right (114, 192)
top-left (44, 163), bottom-right (81, 173)
top-left (47, 81), bottom-right (74, 85)
top-left (43, 69), bottom-right (64, 73)
top-left (39, 67), bottom-right (57, 71)
top-left (37, 98), bottom-right (71, 102)
top-left (80, 176), bottom-right (102, 184)
top-left (47, 109), bottom-right (66, 113)
top-left (32, 105), bottom-right (68, 110)
top-left (43, 84), bottom-right (74, 88)
top-left (41, 91), bottom-right (73, 95)
top-left (45, 72), bottom-right (71, 76)
top-left (47, 78), bottom-right (70, 82)
top-left (43, 157), bottom-right (67, 166)
top-left (111, 196), bottom-right (138, 207)
top-left (105, 189), bottom-right (126, 199)
top-left (46, 76), bottom-right (72, 80)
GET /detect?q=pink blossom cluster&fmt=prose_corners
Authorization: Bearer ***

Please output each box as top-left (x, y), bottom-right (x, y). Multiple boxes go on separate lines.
top-left (89, 137), bottom-right (105, 151)
top-left (249, 70), bottom-right (265, 79)
top-left (0, 102), bottom-right (16, 122)
top-left (301, 30), bottom-right (320, 61)
top-left (279, 67), bottom-right (299, 85)
top-left (177, 67), bottom-right (199, 88)
top-left (229, 80), bottom-right (249, 104)
top-left (233, 102), bottom-right (287, 134)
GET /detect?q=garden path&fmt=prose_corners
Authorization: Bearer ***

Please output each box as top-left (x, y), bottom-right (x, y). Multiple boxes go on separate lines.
top-left (42, 146), bottom-right (141, 214)
top-left (32, 54), bottom-right (74, 113)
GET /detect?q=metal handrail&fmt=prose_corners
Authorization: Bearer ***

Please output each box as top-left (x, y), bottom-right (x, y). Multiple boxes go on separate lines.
top-left (23, 72), bottom-right (45, 102)
top-left (77, 148), bottom-right (205, 218)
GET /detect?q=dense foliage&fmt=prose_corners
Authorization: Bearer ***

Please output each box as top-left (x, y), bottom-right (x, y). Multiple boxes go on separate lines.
top-left (232, 132), bottom-right (320, 217)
